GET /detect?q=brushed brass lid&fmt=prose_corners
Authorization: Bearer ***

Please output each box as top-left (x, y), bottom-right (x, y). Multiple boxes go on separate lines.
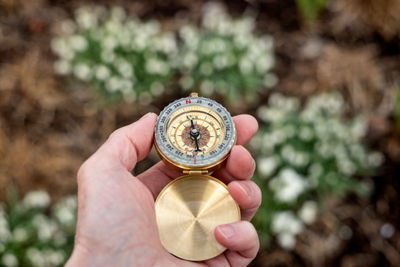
top-left (155, 175), bottom-right (241, 261)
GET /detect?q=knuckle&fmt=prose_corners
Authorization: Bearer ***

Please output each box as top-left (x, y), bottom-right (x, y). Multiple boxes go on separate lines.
top-left (107, 128), bottom-right (124, 142)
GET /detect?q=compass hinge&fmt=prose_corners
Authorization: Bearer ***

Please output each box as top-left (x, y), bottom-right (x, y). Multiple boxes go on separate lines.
top-left (183, 169), bottom-right (209, 175)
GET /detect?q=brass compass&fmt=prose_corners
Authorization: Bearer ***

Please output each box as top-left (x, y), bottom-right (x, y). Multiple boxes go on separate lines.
top-left (154, 93), bottom-right (240, 261)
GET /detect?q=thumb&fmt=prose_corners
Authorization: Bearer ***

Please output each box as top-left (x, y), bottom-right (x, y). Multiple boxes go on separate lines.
top-left (94, 112), bottom-right (157, 171)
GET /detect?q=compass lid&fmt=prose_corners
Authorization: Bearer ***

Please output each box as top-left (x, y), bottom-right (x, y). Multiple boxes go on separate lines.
top-left (155, 175), bottom-right (241, 261)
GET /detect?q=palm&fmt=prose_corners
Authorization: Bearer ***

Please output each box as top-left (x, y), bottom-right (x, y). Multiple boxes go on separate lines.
top-left (68, 113), bottom-right (260, 267)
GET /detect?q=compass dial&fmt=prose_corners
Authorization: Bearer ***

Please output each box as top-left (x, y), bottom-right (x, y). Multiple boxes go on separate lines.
top-left (155, 96), bottom-right (236, 168)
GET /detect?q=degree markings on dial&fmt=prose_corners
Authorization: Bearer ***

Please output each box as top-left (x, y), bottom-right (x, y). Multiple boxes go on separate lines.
top-left (156, 97), bottom-right (236, 167)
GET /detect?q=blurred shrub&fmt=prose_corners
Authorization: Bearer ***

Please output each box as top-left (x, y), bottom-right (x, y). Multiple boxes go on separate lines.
top-left (395, 88), bottom-right (400, 130)
top-left (0, 190), bottom-right (76, 267)
top-left (295, 0), bottom-right (328, 21)
top-left (52, 6), bottom-right (178, 104)
top-left (251, 93), bottom-right (383, 249)
top-left (177, 4), bottom-right (277, 103)
top-left (52, 4), bottom-right (277, 105)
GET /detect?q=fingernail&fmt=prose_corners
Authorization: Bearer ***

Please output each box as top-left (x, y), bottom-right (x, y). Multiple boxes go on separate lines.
top-left (251, 158), bottom-right (256, 174)
top-left (218, 224), bottom-right (235, 240)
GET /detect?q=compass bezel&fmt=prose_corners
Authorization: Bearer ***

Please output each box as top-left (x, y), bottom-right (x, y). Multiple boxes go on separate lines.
top-left (155, 96), bottom-right (236, 168)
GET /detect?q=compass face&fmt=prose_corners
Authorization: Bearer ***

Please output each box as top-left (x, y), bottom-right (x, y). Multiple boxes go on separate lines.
top-left (155, 96), bottom-right (236, 168)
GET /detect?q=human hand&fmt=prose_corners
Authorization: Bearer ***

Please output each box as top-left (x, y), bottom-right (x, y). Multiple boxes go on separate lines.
top-left (66, 112), bottom-right (261, 267)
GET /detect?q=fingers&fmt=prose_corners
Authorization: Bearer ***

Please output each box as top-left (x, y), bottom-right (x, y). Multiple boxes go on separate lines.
top-left (233, 115), bottom-right (258, 145)
top-left (213, 145), bottom-right (256, 184)
top-left (214, 221), bottom-right (260, 265)
top-left (228, 180), bottom-right (262, 221)
top-left (139, 114), bottom-right (258, 197)
top-left (90, 113), bottom-right (157, 172)
top-left (213, 114), bottom-right (258, 184)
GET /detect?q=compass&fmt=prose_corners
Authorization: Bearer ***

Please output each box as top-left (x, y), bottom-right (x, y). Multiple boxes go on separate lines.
top-left (154, 93), bottom-right (240, 261)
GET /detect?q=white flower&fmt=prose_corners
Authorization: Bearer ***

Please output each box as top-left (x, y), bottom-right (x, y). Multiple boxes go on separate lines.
top-left (46, 249), bottom-right (66, 266)
top-left (38, 220), bottom-right (58, 241)
top-left (32, 214), bottom-right (58, 241)
top-left (131, 34), bottom-right (147, 51)
top-left (13, 227), bottom-right (28, 242)
top-left (239, 57), bottom-right (253, 74)
top-left (110, 6), bottom-right (126, 21)
top-left (277, 232), bottom-right (296, 250)
top-left (76, 7), bottom-right (98, 30)
top-left (106, 76), bottom-right (123, 92)
top-left (257, 157), bottom-right (278, 177)
top-left (50, 38), bottom-right (74, 60)
top-left (199, 62), bottom-right (213, 76)
top-left (26, 248), bottom-right (45, 267)
top-left (153, 33), bottom-right (178, 55)
top-left (95, 65), bottom-right (111, 80)
top-left (368, 152), bottom-right (384, 167)
top-left (23, 191), bottom-right (50, 209)
top-left (179, 76), bottom-right (194, 90)
top-left (2, 253), bottom-right (18, 267)
top-left (63, 196), bottom-right (78, 210)
top-left (213, 54), bottom-right (229, 69)
top-left (115, 60), bottom-right (133, 78)
top-left (145, 58), bottom-right (169, 75)
top-left (298, 201), bottom-right (318, 224)
top-left (200, 80), bottom-right (214, 95)
top-left (103, 35), bottom-right (118, 50)
top-left (270, 168), bottom-right (308, 203)
top-left (338, 160), bottom-right (356, 176)
top-left (182, 53), bottom-right (198, 69)
top-left (299, 126), bottom-right (314, 141)
top-left (73, 63), bottom-right (92, 81)
top-left (272, 211), bottom-right (303, 235)
top-left (308, 163), bottom-right (323, 180)
top-left (54, 60), bottom-right (71, 75)
top-left (150, 82), bottom-right (165, 96)
top-left (55, 206), bottom-right (75, 226)
top-left (263, 73), bottom-right (278, 88)
top-left (256, 54), bottom-right (274, 73)
top-left (101, 49), bottom-right (116, 63)
top-left (0, 217), bottom-right (11, 243)
top-left (69, 35), bottom-right (88, 51)
top-left (233, 17), bottom-right (255, 35)
top-left (350, 116), bottom-right (367, 140)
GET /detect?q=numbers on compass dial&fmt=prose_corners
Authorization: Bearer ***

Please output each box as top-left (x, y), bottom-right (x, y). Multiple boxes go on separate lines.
top-left (166, 107), bottom-right (225, 156)
top-left (155, 96), bottom-right (236, 167)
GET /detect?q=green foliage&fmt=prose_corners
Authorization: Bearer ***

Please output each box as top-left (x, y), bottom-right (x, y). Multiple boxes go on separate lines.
top-left (177, 4), bottom-right (277, 103)
top-left (395, 87), bottom-right (400, 130)
top-left (252, 93), bottom-right (383, 249)
top-left (0, 190), bottom-right (76, 267)
top-left (295, 0), bottom-right (328, 21)
top-left (52, 6), bottom-right (177, 104)
top-left (52, 4), bottom-right (277, 105)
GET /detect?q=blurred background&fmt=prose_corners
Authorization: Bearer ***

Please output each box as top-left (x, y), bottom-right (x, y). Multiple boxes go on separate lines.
top-left (1, 0), bottom-right (400, 266)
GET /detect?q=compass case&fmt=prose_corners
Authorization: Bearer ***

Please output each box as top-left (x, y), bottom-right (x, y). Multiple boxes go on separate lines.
top-left (155, 175), bottom-right (240, 261)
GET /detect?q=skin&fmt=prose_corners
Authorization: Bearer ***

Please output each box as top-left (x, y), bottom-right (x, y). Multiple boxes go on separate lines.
top-left (66, 112), bottom-right (261, 267)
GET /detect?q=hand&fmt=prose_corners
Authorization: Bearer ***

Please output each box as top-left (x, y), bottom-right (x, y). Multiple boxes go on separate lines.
top-left (66, 112), bottom-right (261, 267)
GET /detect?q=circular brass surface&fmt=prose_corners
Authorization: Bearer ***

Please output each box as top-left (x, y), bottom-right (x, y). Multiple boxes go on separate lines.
top-left (155, 175), bottom-right (241, 261)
